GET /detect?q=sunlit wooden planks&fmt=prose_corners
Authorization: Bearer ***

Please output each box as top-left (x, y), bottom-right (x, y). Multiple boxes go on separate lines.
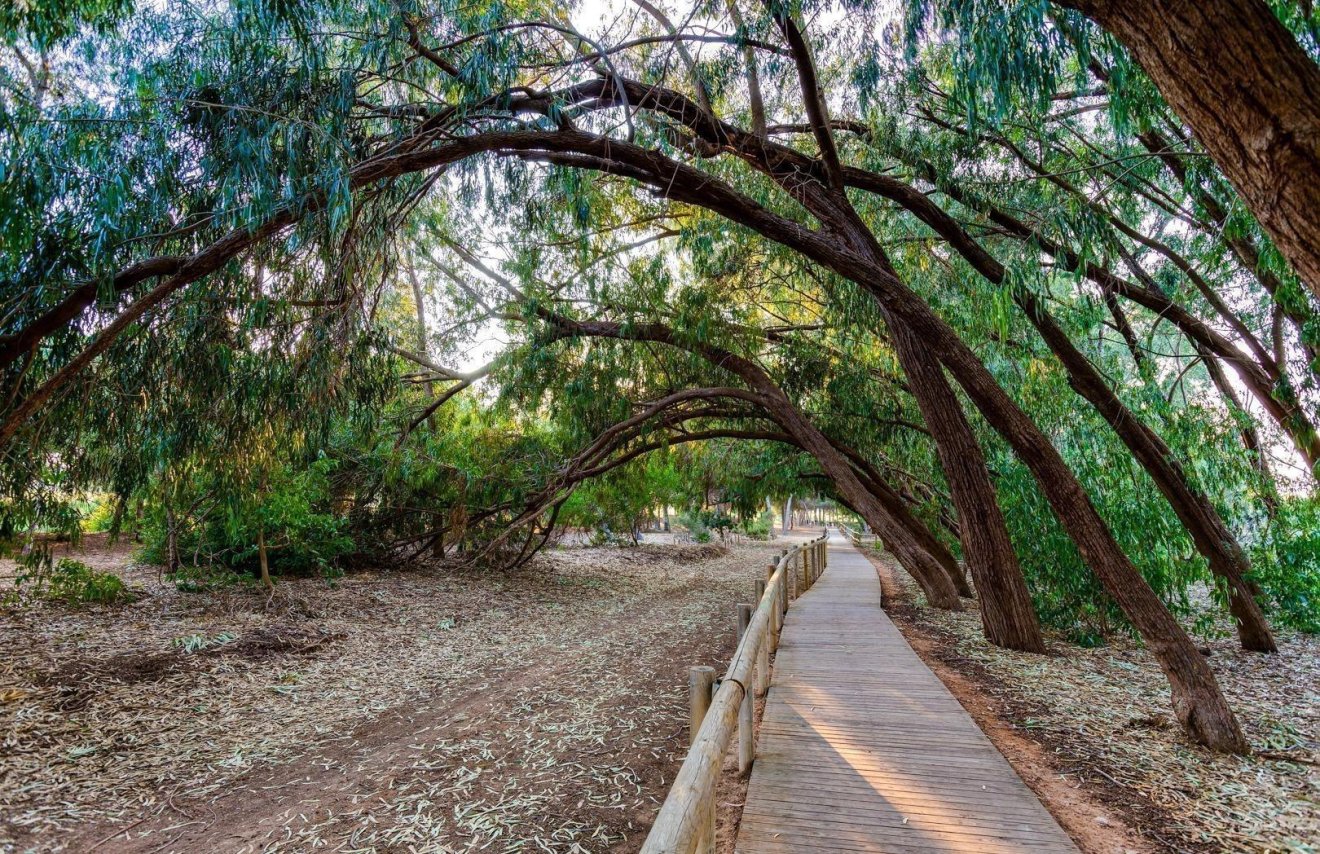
top-left (735, 534), bottom-right (1078, 854)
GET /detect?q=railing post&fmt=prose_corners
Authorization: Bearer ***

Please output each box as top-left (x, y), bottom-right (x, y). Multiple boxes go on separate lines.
top-left (779, 560), bottom-right (789, 617)
top-left (766, 562), bottom-right (780, 648)
top-left (754, 580), bottom-right (770, 695)
top-left (736, 603), bottom-right (755, 776)
top-left (688, 666), bottom-right (716, 746)
top-left (688, 665), bottom-right (717, 854)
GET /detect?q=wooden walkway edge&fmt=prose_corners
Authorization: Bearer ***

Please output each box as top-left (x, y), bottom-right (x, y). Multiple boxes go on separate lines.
top-left (735, 532), bottom-right (1079, 853)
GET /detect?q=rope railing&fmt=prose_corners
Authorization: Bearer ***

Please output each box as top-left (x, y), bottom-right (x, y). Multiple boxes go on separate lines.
top-left (640, 529), bottom-right (830, 854)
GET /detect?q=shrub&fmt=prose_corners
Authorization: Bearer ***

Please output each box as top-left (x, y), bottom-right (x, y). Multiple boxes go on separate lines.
top-left (739, 510), bottom-right (773, 540)
top-left (80, 494), bottom-right (119, 533)
top-left (141, 458), bottom-right (357, 581)
top-left (6, 554), bottom-right (134, 606)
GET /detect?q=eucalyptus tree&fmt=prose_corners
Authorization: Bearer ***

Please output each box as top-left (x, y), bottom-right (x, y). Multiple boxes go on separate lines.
top-left (9, 0), bottom-right (1314, 750)
top-left (889, 11), bottom-right (1320, 485)
top-left (907, 0), bottom-right (1320, 306)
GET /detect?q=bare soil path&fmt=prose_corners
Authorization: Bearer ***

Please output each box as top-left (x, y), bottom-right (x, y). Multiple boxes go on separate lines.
top-left (1, 535), bottom-right (779, 853)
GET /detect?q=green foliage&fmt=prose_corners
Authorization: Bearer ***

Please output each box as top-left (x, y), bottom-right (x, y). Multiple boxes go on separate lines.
top-left (740, 510), bottom-right (774, 541)
top-left (1252, 498), bottom-right (1320, 633)
top-left (6, 553), bottom-right (132, 606)
top-left (141, 457), bottom-right (355, 580)
top-left (80, 494), bottom-right (118, 533)
top-left (2, 0), bottom-right (1317, 662)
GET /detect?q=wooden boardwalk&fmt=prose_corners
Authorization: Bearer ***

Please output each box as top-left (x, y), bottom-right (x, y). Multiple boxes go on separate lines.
top-left (735, 532), bottom-right (1078, 853)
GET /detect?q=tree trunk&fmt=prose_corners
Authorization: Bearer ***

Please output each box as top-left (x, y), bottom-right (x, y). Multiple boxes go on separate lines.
top-left (843, 142), bottom-right (1276, 653)
top-left (828, 486), bottom-right (966, 608)
top-left (405, 260), bottom-right (437, 403)
top-left (841, 449), bottom-right (972, 596)
top-left (858, 274), bottom-right (1249, 750)
top-left (1061, 0), bottom-right (1320, 304)
top-left (776, 428), bottom-right (962, 607)
top-left (790, 196), bottom-right (1245, 748)
top-left (257, 526), bottom-right (273, 591)
top-left (521, 135), bottom-right (1246, 749)
top-left (1020, 295), bottom-right (1277, 652)
top-left (734, 377), bottom-right (962, 609)
top-left (888, 324), bottom-right (1047, 652)
top-left (164, 499), bottom-right (180, 575)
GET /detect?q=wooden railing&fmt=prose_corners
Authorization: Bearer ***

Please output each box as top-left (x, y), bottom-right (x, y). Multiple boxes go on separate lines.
top-left (640, 530), bottom-right (830, 854)
top-left (839, 522), bottom-right (875, 549)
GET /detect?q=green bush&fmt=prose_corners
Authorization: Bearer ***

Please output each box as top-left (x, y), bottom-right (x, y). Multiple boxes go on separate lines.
top-left (6, 554), bottom-right (133, 606)
top-left (141, 458), bottom-right (356, 581)
top-left (80, 494), bottom-right (119, 533)
top-left (739, 510), bottom-right (773, 540)
top-left (675, 509), bottom-right (709, 541)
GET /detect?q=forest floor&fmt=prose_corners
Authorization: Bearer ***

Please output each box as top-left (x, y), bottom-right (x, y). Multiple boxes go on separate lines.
top-left (860, 547), bottom-right (1319, 854)
top-left (0, 532), bottom-right (780, 853)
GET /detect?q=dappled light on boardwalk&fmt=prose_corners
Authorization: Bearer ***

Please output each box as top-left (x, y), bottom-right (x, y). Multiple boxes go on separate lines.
top-left (736, 533), bottom-right (1077, 853)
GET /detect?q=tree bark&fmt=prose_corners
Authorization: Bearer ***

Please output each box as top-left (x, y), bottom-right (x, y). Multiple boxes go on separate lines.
top-left (888, 324), bottom-right (1046, 651)
top-left (842, 148), bottom-right (1277, 653)
top-left (1022, 297), bottom-right (1278, 652)
top-left (1060, 0), bottom-right (1320, 303)
top-left (835, 441), bottom-right (973, 597)
top-left (856, 270), bottom-right (1249, 750)
top-left (164, 499), bottom-right (180, 575)
top-left (548, 316), bottom-right (965, 609)
top-left (257, 526), bottom-right (273, 591)
top-left (715, 361), bottom-right (966, 609)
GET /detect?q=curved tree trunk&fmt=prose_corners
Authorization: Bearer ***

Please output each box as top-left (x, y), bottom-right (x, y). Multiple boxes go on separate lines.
top-left (888, 324), bottom-right (1047, 652)
top-left (857, 273), bottom-right (1249, 751)
top-left (842, 147), bottom-right (1276, 653)
top-left (1060, 0), bottom-right (1320, 304)
top-left (1020, 296), bottom-right (1278, 653)
top-left (739, 368), bottom-right (963, 609)
top-left (839, 447), bottom-right (973, 597)
top-left (776, 180), bottom-right (1246, 746)
top-left (828, 484), bottom-right (966, 607)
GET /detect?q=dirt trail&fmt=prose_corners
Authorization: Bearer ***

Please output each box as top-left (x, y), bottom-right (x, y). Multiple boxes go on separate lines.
top-left (3, 538), bottom-right (780, 853)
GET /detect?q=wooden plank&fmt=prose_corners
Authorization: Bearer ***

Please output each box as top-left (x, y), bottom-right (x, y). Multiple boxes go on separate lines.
top-left (735, 532), bottom-right (1078, 853)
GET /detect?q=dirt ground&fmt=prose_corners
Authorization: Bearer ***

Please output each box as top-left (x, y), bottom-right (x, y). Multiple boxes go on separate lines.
top-left (7, 534), bottom-right (1314, 853)
top-left (860, 547), bottom-right (1319, 854)
top-left (0, 533), bottom-right (782, 853)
